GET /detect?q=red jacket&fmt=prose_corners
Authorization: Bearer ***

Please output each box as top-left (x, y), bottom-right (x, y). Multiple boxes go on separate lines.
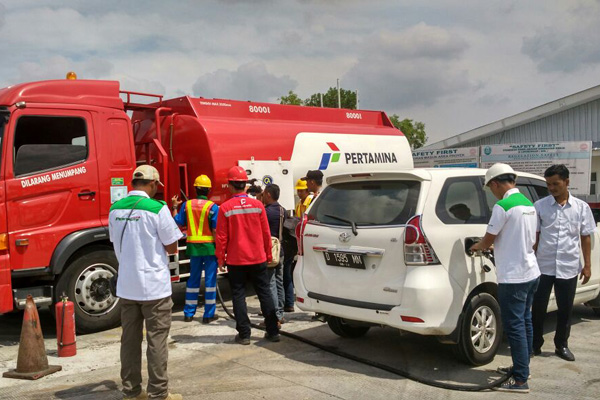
top-left (215, 194), bottom-right (272, 266)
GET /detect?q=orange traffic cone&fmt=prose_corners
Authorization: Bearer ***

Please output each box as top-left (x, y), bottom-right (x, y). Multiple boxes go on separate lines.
top-left (3, 295), bottom-right (62, 380)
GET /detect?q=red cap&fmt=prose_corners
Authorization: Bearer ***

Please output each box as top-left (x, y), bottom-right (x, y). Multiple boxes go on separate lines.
top-left (227, 166), bottom-right (248, 182)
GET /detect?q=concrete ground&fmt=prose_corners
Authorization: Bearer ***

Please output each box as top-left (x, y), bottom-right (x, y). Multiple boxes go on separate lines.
top-left (0, 279), bottom-right (599, 400)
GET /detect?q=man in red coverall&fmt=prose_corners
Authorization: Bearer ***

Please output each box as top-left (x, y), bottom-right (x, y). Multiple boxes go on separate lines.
top-left (216, 166), bottom-right (280, 345)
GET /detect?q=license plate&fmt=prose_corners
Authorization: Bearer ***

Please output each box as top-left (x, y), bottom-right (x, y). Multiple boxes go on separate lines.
top-left (324, 251), bottom-right (365, 269)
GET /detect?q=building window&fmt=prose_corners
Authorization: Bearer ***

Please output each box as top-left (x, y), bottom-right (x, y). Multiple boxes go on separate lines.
top-left (591, 172), bottom-right (597, 196)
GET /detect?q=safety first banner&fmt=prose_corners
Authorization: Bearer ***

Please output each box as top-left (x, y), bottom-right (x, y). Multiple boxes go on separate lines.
top-left (480, 141), bottom-right (592, 195)
top-left (412, 147), bottom-right (479, 168)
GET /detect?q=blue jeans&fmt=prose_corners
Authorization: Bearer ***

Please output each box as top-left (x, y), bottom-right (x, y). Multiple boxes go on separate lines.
top-left (282, 256), bottom-right (295, 308)
top-left (497, 277), bottom-right (540, 383)
top-left (267, 263), bottom-right (284, 321)
top-left (184, 255), bottom-right (218, 318)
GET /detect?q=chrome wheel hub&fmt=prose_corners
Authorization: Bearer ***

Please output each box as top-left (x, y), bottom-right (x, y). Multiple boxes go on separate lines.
top-left (470, 305), bottom-right (497, 354)
top-left (74, 263), bottom-right (119, 316)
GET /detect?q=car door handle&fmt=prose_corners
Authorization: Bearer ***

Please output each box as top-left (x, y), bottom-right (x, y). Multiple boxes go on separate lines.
top-left (78, 191), bottom-right (96, 197)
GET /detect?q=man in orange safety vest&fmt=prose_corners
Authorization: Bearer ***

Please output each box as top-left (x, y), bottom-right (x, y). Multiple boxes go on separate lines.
top-left (172, 175), bottom-right (219, 323)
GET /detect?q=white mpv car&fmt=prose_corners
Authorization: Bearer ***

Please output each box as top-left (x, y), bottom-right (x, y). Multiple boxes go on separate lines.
top-left (294, 169), bottom-right (600, 365)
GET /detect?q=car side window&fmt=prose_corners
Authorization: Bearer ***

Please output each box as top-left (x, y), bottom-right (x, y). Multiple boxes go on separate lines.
top-left (436, 177), bottom-right (487, 224)
top-left (13, 116), bottom-right (88, 177)
top-left (531, 182), bottom-right (549, 200)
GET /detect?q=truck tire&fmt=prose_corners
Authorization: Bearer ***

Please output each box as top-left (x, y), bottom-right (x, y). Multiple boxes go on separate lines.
top-left (452, 293), bottom-right (502, 366)
top-left (55, 248), bottom-right (120, 334)
top-left (327, 316), bottom-right (370, 338)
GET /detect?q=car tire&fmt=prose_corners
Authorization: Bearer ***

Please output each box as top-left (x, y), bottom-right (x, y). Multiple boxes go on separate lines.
top-left (55, 247), bottom-right (121, 334)
top-left (327, 316), bottom-right (370, 338)
top-left (452, 293), bottom-right (502, 366)
top-left (592, 307), bottom-right (600, 317)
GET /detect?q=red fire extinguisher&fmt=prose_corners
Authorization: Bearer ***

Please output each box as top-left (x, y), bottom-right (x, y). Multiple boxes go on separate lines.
top-left (55, 294), bottom-right (77, 357)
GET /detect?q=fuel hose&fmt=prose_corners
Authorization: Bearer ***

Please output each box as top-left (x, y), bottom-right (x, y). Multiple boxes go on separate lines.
top-left (215, 278), bottom-right (510, 392)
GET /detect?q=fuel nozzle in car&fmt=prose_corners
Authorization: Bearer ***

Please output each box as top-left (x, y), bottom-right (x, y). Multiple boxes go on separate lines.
top-left (465, 237), bottom-right (494, 272)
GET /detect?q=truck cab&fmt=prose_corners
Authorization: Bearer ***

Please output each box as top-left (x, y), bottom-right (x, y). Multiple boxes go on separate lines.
top-left (0, 80), bottom-right (136, 332)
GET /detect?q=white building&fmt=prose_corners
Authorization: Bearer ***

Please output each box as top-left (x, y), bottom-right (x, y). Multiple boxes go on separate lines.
top-left (424, 84), bottom-right (600, 204)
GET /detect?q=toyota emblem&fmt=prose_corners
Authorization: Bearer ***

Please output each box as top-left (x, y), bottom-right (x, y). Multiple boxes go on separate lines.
top-left (339, 232), bottom-right (351, 243)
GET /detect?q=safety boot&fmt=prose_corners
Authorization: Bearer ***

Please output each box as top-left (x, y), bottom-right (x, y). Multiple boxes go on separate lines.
top-left (123, 390), bottom-right (147, 400)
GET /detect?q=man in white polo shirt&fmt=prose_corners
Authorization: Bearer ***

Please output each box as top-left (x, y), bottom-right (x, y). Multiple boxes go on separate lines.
top-left (109, 165), bottom-right (184, 400)
top-left (532, 164), bottom-right (595, 362)
top-left (471, 163), bottom-right (540, 394)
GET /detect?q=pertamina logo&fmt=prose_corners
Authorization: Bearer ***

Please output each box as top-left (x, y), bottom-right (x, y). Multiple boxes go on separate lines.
top-left (318, 142), bottom-right (398, 170)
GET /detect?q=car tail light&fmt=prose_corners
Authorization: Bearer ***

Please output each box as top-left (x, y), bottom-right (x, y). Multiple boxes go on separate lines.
top-left (296, 213), bottom-right (314, 256)
top-left (296, 297), bottom-right (305, 303)
top-left (401, 315), bottom-right (424, 323)
top-left (404, 215), bottom-right (439, 265)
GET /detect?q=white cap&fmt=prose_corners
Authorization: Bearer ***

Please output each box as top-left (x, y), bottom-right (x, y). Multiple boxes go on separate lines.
top-left (484, 163), bottom-right (517, 186)
top-left (132, 165), bottom-right (162, 185)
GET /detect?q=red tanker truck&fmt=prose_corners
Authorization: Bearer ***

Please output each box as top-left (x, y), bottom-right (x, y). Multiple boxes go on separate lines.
top-left (0, 76), bottom-right (412, 332)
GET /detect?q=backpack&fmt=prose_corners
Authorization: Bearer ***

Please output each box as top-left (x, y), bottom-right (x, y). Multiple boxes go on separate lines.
top-left (267, 206), bottom-right (284, 267)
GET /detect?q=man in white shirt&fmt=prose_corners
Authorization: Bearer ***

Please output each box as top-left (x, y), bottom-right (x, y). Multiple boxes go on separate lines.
top-left (533, 164), bottom-right (595, 362)
top-left (109, 165), bottom-right (184, 400)
top-left (471, 163), bottom-right (540, 394)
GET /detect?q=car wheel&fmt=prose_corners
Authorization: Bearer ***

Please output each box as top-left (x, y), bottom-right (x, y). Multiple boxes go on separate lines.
top-left (55, 247), bottom-right (121, 334)
top-left (327, 316), bottom-right (370, 338)
top-left (453, 293), bottom-right (502, 366)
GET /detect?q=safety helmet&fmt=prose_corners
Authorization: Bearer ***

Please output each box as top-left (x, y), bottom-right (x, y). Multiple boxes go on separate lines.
top-left (227, 166), bottom-right (248, 182)
top-left (295, 178), bottom-right (308, 190)
top-left (484, 163), bottom-right (517, 186)
top-left (193, 175), bottom-right (212, 188)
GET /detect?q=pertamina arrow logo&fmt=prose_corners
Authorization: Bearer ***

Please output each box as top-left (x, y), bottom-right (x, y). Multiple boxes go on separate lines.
top-left (318, 142), bottom-right (341, 170)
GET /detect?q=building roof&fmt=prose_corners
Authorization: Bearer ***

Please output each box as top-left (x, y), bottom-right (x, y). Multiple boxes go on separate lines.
top-left (424, 84), bottom-right (600, 150)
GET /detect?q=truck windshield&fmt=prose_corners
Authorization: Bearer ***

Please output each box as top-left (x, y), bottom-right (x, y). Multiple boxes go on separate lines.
top-left (0, 108), bottom-right (8, 169)
top-left (308, 180), bottom-right (421, 227)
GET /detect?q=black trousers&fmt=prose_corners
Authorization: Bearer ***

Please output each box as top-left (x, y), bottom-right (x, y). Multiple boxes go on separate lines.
top-left (532, 274), bottom-right (578, 350)
top-left (227, 262), bottom-right (279, 338)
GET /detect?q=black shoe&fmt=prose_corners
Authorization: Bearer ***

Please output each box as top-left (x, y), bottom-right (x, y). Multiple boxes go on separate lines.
top-left (183, 316), bottom-right (193, 322)
top-left (555, 347), bottom-right (575, 361)
top-left (284, 307), bottom-right (294, 312)
top-left (234, 334), bottom-right (250, 345)
top-left (264, 333), bottom-right (281, 342)
top-left (533, 348), bottom-right (542, 356)
top-left (202, 315), bottom-right (219, 324)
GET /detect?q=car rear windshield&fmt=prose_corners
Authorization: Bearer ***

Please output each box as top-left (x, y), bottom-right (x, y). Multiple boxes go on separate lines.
top-left (308, 180), bottom-right (420, 226)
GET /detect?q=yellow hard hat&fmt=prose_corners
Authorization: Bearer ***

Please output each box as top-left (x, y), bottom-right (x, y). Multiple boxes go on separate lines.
top-left (194, 175), bottom-right (212, 188)
top-left (295, 178), bottom-right (308, 190)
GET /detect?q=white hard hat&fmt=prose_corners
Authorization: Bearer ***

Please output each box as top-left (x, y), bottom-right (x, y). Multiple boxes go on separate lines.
top-left (484, 163), bottom-right (517, 186)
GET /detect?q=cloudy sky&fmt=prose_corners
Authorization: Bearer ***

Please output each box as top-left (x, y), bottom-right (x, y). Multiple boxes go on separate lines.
top-left (1, 0), bottom-right (599, 144)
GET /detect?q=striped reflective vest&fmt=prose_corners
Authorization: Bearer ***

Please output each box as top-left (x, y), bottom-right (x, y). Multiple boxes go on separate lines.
top-left (185, 199), bottom-right (215, 243)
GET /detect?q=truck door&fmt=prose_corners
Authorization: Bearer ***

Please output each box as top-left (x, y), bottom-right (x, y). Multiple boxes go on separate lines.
top-left (5, 110), bottom-right (101, 271)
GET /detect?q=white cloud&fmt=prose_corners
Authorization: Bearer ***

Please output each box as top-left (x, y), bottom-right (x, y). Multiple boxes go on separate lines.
top-left (345, 24), bottom-right (471, 109)
top-left (192, 61), bottom-right (297, 102)
top-left (522, 1), bottom-right (600, 73)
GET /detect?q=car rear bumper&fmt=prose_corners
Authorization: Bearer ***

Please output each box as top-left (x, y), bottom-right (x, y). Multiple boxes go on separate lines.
top-left (294, 261), bottom-right (462, 336)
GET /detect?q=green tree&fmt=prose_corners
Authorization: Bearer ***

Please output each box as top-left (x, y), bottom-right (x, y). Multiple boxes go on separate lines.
top-left (278, 90), bottom-right (303, 105)
top-left (389, 114), bottom-right (428, 149)
top-left (304, 87), bottom-right (357, 109)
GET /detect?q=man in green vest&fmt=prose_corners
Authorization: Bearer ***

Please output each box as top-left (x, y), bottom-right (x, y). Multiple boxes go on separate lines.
top-left (172, 175), bottom-right (219, 323)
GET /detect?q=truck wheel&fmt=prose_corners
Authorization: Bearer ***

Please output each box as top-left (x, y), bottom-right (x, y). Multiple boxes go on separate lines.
top-left (327, 316), bottom-right (370, 338)
top-left (452, 293), bottom-right (502, 366)
top-left (55, 248), bottom-right (121, 334)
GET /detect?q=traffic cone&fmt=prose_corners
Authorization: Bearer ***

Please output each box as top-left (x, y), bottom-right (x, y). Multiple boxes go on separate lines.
top-left (3, 295), bottom-right (62, 380)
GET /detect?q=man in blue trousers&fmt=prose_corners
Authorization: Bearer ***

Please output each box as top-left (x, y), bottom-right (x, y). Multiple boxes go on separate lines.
top-left (172, 175), bottom-right (219, 324)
